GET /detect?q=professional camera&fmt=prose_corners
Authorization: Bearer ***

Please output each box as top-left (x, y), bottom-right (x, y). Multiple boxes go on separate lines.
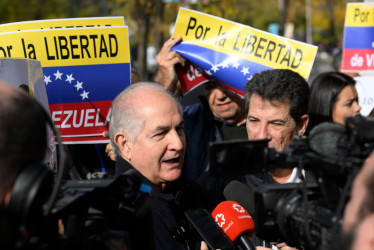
top-left (257, 116), bottom-right (374, 249)
top-left (9, 168), bottom-right (144, 250)
top-left (210, 115), bottom-right (374, 250)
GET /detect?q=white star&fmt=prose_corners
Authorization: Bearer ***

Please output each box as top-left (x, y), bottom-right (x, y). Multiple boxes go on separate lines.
top-left (247, 76), bottom-right (253, 81)
top-left (205, 70), bottom-right (212, 76)
top-left (80, 90), bottom-right (89, 100)
top-left (44, 75), bottom-right (52, 85)
top-left (215, 213), bottom-right (225, 227)
top-left (74, 81), bottom-right (83, 91)
top-left (372, 41), bottom-right (374, 48)
top-left (53, 70), bottom-right (63, 80)
top-left (211, 65), bottom-right (219, 73)
top-left (233, 204), bottom-right (245, 213)
top-left (221, 61), bottom-right (229, 69)
top-left (241, 66), bottom-right (249, 76)
top-left (232, 62), bottom-right (240, 69)
top-left (66, 74), bottom-right (75, 84)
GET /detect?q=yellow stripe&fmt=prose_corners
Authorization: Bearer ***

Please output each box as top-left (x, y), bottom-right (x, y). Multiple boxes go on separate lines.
top-left (0, 26), bottom-right (130, 67)
top-left (173, 8), bottom-right (317, 79)
top-left (345, 3), bottom-right (374, 27)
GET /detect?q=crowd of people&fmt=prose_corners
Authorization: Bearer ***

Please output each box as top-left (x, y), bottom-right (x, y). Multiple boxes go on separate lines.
top-left (0, 33), bottom-right (373, 250)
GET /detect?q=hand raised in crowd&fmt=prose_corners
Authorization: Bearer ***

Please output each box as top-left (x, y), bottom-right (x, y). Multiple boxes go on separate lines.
top-left (155, 36), bottom-right (185, 96)
top-left (103, 130), bottom-right (116, 162)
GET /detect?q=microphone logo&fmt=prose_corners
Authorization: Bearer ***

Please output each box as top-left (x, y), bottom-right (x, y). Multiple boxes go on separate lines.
top-left (215, 213), bottom-right (226, 227)
top-left (232, 203), bottom-right (245, 213)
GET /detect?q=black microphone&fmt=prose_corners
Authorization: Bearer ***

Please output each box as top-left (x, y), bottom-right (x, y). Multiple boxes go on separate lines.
top-left (223, 180), bottom-right (256, 217)
top-left (308, 122), bottom-right (347, 157)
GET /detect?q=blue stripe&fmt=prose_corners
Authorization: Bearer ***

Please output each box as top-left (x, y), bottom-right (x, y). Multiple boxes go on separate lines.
top-left (344, 27), bottom-right (374, 49)
top-left (44, 63), bottom-right (130, 104)
top-left (172, 42), bottom-right (272, 92)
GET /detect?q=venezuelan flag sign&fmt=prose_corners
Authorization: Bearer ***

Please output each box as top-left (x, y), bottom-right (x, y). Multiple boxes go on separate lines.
top-left (341, 3), bottom-right (374, 72)
top-left (0, 24), bottom-right (130, 144)
top-left (172, 8), bottom-right (318, 96)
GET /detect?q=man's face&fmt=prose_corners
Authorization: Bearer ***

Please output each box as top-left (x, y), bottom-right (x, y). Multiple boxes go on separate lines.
top-left (126, 92), bottom-right (185, 188)
top-left (246, 93), bottom-right (298, 152)
top-left (204, 81), bottom-right (245, 125)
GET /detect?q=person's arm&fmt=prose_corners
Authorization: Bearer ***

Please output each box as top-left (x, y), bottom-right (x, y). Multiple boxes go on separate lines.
top-left (155, 36), bottom-right (185, 95)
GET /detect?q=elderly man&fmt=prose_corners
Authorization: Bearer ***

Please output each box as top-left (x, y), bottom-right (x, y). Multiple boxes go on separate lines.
top-left (109, 82), bottom-right (205, 250)
top-left (156, 36), bottom-right (247, 180)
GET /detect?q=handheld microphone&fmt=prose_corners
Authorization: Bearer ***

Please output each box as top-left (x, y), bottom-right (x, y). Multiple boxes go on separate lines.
top-left (223, 180), bottom-right (256, 217)
top-left (211, 201), bottom-right (256, 250)
top-left (308, 122), bottom-right (346, 157)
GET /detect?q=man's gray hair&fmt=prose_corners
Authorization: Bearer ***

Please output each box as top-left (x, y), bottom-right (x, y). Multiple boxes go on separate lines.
top-left (109, 82), bottom-right (182, 157)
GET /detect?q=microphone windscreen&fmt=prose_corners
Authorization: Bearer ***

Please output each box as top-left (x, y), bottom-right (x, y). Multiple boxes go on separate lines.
top-left (211, 201), bottom-right (255, 242)
top-left (223, 180), bottom-right (255, 217)
top-left (308, 122), bottom-right (346, 156)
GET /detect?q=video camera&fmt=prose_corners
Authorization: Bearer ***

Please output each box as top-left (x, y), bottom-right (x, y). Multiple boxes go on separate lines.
top-left (210, 115), bottom-right (374, 250)
top-left (9, 168), bottom-right (144, 250)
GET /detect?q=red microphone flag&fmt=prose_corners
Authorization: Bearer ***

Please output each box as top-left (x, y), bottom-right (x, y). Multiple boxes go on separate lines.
top-left (211, 201), bottom-right (255, 242)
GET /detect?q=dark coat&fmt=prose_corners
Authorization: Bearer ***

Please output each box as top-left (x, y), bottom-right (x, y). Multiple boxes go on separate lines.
top-left (115, 157), bottom-right (207, 250)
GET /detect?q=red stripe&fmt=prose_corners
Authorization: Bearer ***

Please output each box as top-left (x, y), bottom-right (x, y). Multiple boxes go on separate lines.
top-left (341, 49), bottom-right (374, 71)
top-left (49, 100), bottom-right (112, 137)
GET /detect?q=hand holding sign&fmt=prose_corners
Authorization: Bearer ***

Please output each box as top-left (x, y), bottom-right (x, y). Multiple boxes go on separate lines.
top-left (156, 36), bottom-right (185, 96)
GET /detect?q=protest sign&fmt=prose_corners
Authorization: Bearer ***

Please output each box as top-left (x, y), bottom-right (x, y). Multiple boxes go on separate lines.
top-left (341, 3), bottom-right (374, 72)
top-left (172, 8), bottom-right (318, 96)
top-left (0, 58), bottom-right (49, 112)
top-left (355, 75), bottom-right (374, 116)
top-left (0, 25), bottom-right (130, 144)
top-left (0, 16), bottom-right (125, 32)
top-left (0, 58), bottom-right (56, 168)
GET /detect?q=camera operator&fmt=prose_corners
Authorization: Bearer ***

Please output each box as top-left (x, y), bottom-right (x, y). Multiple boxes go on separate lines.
top-left (0, 80), bottom-right (50, 248)
top-left (109, 82), bottom-right (206, 250)
top-left (342, 151), bottom-right (374, 250)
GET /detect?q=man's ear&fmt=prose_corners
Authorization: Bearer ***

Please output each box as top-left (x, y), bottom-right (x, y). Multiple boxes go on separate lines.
top-left (114, 132), bottom-right (132, 161)
top-left (297, 114), bottom-right (309, 136)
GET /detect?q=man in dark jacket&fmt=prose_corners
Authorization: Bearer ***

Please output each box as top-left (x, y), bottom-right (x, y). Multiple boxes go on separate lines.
top-left (109, 82), bottom-right (205, 250)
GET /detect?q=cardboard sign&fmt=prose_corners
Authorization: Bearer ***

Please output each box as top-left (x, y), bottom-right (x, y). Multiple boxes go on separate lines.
top-left (0, 25), bottom-right (130, 144)
top-left (172, 8), bottom-right (318, 96)
top-left (341, 3), bottom-right (374, 72)
top-left (355, 75), bottom-right (374, 116)
top-left (0, 16), bottom-right (125, 32)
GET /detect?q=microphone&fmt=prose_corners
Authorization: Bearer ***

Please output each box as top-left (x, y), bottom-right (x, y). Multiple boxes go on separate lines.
top-left (223, 180), bottom-right (256, 217)
top-left (211, 201), bottom-right (256, 250)
top-left (308, 122), bottom-right (346, 157)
